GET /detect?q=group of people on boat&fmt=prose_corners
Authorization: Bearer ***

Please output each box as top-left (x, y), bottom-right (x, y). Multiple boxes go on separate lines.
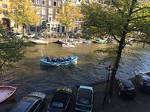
top-left (44, 56), bottom-right (72, 62)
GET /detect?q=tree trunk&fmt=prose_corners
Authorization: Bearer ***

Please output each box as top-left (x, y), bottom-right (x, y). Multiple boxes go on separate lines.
top-left (22, 25), bottom-right (25, 36)
top-left (108, 34), bottom-right (126, 100)
top-left (66, 26), bottom-right (69, 38)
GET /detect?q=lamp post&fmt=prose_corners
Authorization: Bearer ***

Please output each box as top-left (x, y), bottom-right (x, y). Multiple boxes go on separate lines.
top-left (102, 65), bottom-right (112, 106)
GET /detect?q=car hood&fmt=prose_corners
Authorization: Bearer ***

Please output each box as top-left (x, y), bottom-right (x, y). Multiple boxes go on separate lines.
top-left (48, 108), bottom-right (63, 112)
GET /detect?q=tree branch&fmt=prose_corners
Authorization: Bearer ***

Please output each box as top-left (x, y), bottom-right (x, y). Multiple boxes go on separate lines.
top-left (130, 15), bottom-right (150, 21)
top-left (132, 7), bottom-right (150, 14)
top-left (0, 59), bottom-right (7, 70)
top-left (112, 1), bottom-right (123, 15)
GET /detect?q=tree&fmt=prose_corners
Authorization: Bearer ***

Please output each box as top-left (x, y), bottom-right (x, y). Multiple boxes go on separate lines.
top-left (0, 24), bottom-right (26, 72)
top-left (57, 1), bottom-right (83, 34)
top-left (82, 0), bottom-right (150, 102)
top-left (9, 0), bottom-right (41, 34)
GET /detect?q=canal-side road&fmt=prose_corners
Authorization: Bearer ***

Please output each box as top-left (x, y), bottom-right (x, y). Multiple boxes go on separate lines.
top-left (1, 82), bottom-right (150, 112)
top-left (93, 83), bottom-right (150, 112)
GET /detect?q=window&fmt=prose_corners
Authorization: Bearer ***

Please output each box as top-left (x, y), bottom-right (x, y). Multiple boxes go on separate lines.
top-left (56, 9), bottom-right (59, 14)
top-left (49, 1), bottom-right (51, 6)
top-left (42, 0), bottom-right (45, 5)
top-left (48, 17), bottom-right (51, 21)
top-left (2, 4), bottom-right (7, 8)
top-left (36, 0), bottom-right (40, 4)
top-left (53, 1), bottom-right (57, 6)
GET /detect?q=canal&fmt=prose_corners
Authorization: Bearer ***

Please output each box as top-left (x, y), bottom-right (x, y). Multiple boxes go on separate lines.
top-left (0, 43), bottom-right (150, 98)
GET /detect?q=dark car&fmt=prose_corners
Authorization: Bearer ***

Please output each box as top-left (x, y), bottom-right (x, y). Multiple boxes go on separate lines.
top-left (48, 88), bottom-right (75, 112)
top-left (116, 79), bottom-right (136, 99)
top-left (10, 92), bottom-right (46, 112)
top-left (75, 86), bottom-right (93, 112)
top-left (135, 73), bottom-right (150, 93)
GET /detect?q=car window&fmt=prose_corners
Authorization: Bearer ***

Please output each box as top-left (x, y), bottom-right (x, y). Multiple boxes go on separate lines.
top-left (11, 101), bottom-right (31, 112)
top-left (51, 101), bottom-right (64, 108)
top-left (29, 100), bottom-right (41, 112)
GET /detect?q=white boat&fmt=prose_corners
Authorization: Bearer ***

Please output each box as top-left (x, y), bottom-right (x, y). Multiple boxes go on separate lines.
top-left (83, 40), bottom-right (92, 44)
top-left (30, 38), bottom-right (49, 44)
top-left (62, 43), bottom-right (75, 48)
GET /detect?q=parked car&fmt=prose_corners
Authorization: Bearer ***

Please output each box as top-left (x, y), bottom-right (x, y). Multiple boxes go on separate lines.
top-left (75, 86), bottom-right (93, 112)
top-left (135, 73), bottom-right (150, 93)
top-left (10, 92), bottom-right (46, 112)
top-left (116, 79), bottom-right (136, 99)
top-left (47, 87), bottom-right (75, 112)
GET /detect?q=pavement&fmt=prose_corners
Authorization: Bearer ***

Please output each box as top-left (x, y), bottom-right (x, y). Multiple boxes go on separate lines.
top-left (93, 83), bottom-right (150, 112)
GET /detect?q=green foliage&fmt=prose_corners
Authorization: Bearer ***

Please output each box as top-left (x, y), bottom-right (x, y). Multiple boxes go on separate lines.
top-left (82, 0), bottom-right (150, 43)
top-left (0, 25), bottom-right (26, 70)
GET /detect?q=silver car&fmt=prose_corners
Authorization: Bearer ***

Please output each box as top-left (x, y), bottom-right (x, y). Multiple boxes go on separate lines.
top-left (75, 86), bottom-right (93, 112)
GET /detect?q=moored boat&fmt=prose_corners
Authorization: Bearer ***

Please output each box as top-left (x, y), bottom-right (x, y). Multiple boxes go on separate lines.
top-left (62, 43), bottom-right (75, 48)
top-left (54, 39), bottom-right (65, 44)
top-left (93, 38), bottom-right (107, 44)
top-left (40, 56), bottom-right (78, 66)
top-left (82, 40), bottom-right (92, 44)
top-left (0, 86), bottom-right (16, 104)
top-left (29, 38), bottom-right (49, 44)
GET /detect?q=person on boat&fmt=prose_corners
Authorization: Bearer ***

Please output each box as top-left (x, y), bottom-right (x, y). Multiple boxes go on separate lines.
top-left (46, 57), bottom-right (51, 62)
top-left (52, 58), bottom-right (57, 62)
top-left (57, 57), bottom-right (63, 62)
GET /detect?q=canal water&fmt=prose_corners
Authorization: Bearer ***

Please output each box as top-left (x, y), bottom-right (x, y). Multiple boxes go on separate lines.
top-left (0, 43), bottom-right (150, 98)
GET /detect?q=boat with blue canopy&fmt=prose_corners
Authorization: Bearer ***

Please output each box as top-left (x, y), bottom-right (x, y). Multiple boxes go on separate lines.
top-left (40, 56), bottom-right (78, 66)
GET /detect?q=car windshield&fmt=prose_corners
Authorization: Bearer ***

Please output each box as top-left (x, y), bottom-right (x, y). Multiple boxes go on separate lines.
top-left (50, 91), bottom-right (71, 109)
top-left (77, 88), bottom-right (92, 105)
top-left (51, 101), bottom-right (64, 108)
top-left (76, 104), bottom-right (91, 111)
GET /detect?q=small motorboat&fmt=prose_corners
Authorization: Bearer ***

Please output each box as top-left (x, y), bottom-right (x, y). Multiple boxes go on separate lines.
top-left (82, 40), bottom-right (92, 44)
top-left (93, 38), bottom-right (107, 44)
top-left (0, 86), bottom-right (16, 103)
top-left (40, 56), bottom-right (78, 66)
top-left (54, 39), bottom-right (65, 44)
top-left (30, 38), bottom-right (49, 44)
top-left (62, 43), bottom-right (75, 48)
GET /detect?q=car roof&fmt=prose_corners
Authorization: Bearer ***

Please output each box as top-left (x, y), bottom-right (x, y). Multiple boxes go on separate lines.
top-left (79, 86), bottom-right (93, 91)
top-left (11, 96), bottom-right (40, 112)
top-left (120, 79), bottom-right (134, 88)
top-left (28, 92), bottom-right (46, 99)
top-left (142, 75), bottom-right (150, 81)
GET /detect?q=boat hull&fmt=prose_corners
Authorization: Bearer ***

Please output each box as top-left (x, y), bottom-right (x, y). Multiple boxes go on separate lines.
top-left (0, 86), bottom-right (16, 104)
top-left (30, 39), bottom-right (49, 44)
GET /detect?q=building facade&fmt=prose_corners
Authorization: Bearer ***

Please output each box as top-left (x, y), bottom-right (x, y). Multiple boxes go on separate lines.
top-left (0, 0), bottom-right (14, 30)
top-left (0, 0), bottom-right (82, 34)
